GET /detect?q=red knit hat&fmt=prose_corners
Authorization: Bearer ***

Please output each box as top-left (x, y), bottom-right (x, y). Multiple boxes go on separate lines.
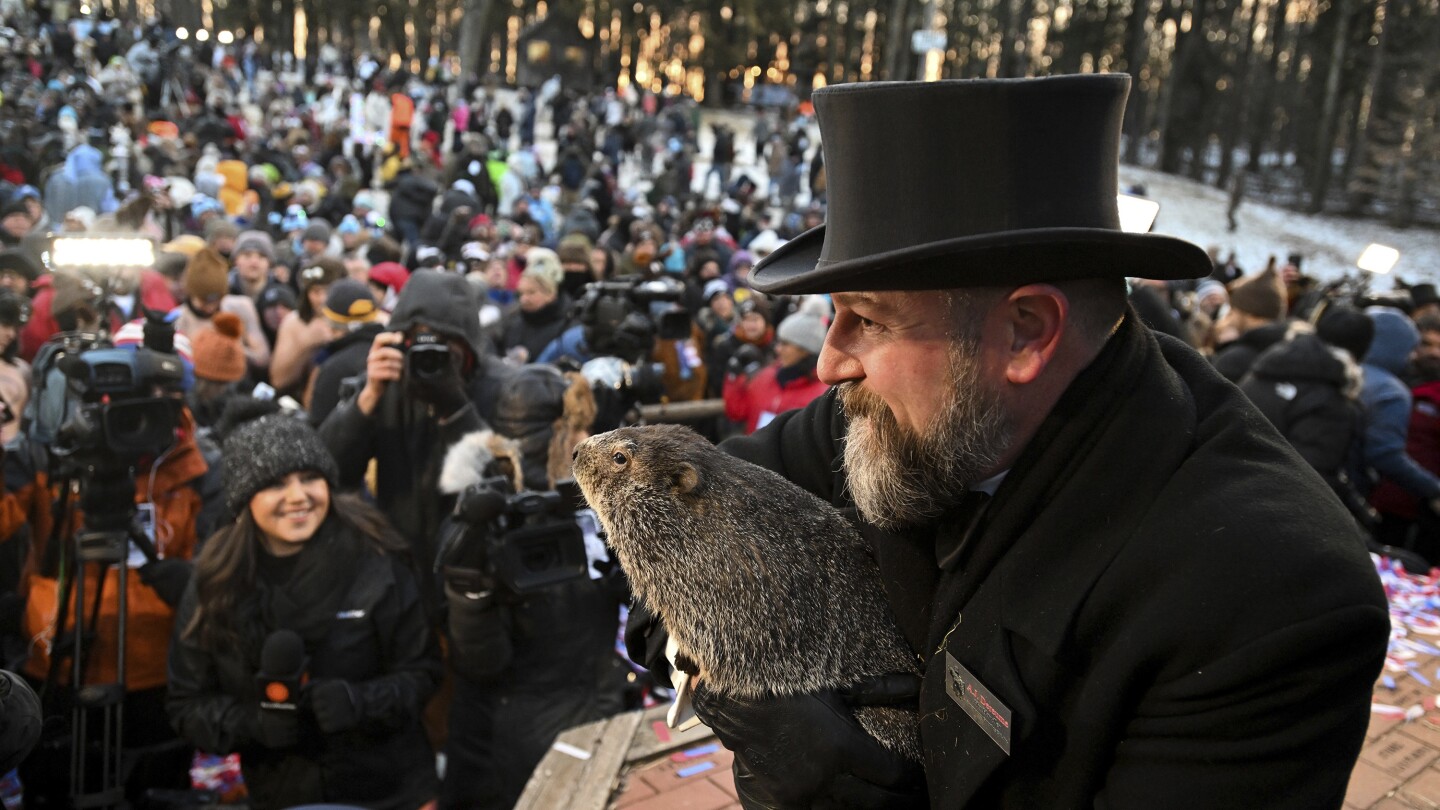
top-left (191, 312), bottom-right (247, 382)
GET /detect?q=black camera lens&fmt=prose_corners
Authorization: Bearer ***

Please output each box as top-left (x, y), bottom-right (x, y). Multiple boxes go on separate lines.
top-left (408, 342), bottom-right (452, 378)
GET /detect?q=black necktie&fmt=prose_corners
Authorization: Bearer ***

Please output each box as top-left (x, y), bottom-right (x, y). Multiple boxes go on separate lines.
top-left (934, 490), bottom-right (993, 571)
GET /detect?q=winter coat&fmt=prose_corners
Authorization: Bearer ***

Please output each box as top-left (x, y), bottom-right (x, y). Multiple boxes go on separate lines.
top-left (9, 414), bottom-right (222, 691)
top-left (308, 323), bottom-right (385, 427)
top-left (1211, 320), bottom-right (1288, 382)
top-left (318, 271), bottom-right (513, 619)
top-left (499, 295), bottom-right (573, 364)
top-left (1239, 329), bottom-right (1363, 493)
top-left (167, 520), bottom-right (441, 810)
top-left (43, 144), bottom-right (118, 223)
top-left (1359, 309), bottom-right (1440, 501)
top-left (1371, 380), bottom-right (1440, 521)
top-left (720, 313), bottom-right (1387, 808)
top-left (387, 170), bottom-right (439, 229)
top-left (723, 357), bottom-right (828, 434)
top-left (20, 270), bottom-right (178, 361)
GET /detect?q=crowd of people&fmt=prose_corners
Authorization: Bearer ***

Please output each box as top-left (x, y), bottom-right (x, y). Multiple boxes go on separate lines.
top-left (0, 4), bottom-right (843, 808)
top-left (0, 3), bottom-right (1425, 809)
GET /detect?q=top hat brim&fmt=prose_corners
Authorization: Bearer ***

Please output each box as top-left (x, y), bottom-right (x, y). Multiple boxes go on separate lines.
top-left (750, 224), bottom-right (1213, 295)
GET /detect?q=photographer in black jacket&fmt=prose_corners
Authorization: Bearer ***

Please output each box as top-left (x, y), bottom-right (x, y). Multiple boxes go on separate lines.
top-left (317, 270), bottom-right (512, 619)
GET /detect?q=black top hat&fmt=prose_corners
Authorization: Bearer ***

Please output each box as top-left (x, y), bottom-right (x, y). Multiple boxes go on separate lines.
top-left (750, 75), bottom-right (1212, 294)
top-left (1411, 283), bottom-right (1439, 309)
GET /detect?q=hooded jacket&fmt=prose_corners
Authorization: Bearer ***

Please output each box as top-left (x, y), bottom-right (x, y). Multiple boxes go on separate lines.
top-left (318, 271), bottom-right (512, 618)
top-left (43, 144), bottom-right (118, 223)
top-left (1239, 326), bottom-right (1363, 493)
top-left (1359, 308), bottom-right (1440, 501)
top-left (1372, 379), bottom-right (1440, 521)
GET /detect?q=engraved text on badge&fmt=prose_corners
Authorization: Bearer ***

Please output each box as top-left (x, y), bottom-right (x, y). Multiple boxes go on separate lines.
top-left (945, 652), bottom-right (1012, 755)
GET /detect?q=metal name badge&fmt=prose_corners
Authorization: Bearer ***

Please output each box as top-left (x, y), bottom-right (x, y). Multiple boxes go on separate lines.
top-left (945, 652), bottom-right (1013, 755)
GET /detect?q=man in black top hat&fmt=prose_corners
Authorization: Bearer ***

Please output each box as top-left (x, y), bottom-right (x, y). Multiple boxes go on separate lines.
top-left (639, 75), bottom-right (1388, 808)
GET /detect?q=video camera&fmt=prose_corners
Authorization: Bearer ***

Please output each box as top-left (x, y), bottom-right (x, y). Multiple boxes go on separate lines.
top-left (439, 474), bottom-right (590, 598)
top-left (574, 277), bottom-right (690, 409)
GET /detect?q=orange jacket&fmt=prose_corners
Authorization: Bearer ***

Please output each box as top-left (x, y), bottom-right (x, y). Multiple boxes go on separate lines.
top-left (12, 419), bottom-right (212, 691)
top-left (389, 93), bottom-right (415, 158)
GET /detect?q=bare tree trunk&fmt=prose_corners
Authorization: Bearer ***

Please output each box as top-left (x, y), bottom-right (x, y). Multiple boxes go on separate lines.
top-left (1244, 0), bottom-right (1288, 170)
top-left (1305, 0), bottom-right (1354, 213)
top-left (459, 0), bottom-right (496, 79)
top-left (1341, 0), bottom-right (1392, 212)
top-left (883, 0), bottom-right (911, 80)
top-left (1215, 0), bottom-right (1261, 188)
top-left (1121, 0), bottom-right (1155, 163)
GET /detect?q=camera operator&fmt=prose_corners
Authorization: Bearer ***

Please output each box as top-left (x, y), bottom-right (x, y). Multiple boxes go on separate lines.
top-left (436, 365), bottom-right (628, 810)
top-left (317, 269), bottom-right (512, 620)
top-left (5, 318), bottom-right (225, 804)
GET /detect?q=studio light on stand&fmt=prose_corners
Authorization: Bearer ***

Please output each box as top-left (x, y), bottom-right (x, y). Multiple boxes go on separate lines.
top-left (1358, 243), bottom-right (1401, 275)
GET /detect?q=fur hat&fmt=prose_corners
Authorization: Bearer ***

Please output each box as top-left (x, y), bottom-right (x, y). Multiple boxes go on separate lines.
top-left (521, 248), bottom-right (564, 296)
top-left (192, 312), bottom-right (248, 383)
top-left (1227, 266), bottom-right (1286, 321)
top-left (776, 312), bottom-right (828, 355)
top-left (234, 230), bottom-right (276, 262)
top-left (222, 414), bottom-right (339, 518)
top-left (184, 248), bottom-right (230, 299)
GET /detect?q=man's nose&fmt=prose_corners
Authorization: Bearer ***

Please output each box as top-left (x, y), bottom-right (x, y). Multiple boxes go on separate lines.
top-left (817, 337), bottom-right (862, 387)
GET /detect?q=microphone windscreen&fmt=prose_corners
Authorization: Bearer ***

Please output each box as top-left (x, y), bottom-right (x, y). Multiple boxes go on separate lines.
top-left (259, 629), bottom-right (305, 678)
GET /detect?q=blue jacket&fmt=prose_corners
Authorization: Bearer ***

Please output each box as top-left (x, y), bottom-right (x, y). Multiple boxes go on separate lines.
top-left (1359, 308), bottom-right (1440, 499)
top-left (43, 145), bottom-right (118, 223)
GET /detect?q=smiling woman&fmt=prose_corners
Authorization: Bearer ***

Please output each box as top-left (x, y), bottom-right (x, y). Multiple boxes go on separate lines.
top-left (166, 414), bottom-right (442, 810)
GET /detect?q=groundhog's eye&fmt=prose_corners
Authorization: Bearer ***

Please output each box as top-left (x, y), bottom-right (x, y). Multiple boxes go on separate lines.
top-left (612, 452), bottom-right (628, 466)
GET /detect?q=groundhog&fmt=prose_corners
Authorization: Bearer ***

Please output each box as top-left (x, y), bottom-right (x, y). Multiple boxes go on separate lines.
top-left (572, 423), bottom-right (920, 760)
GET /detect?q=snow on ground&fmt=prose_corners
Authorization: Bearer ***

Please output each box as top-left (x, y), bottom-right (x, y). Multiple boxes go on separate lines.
top-left (1121, 165), bottom-right (1439, 288)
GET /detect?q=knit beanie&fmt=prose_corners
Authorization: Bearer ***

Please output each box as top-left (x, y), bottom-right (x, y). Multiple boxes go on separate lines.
top-left (298, 257), bottom-right (346, 291)
top-left (521, 248), bottom-right (564, 296)
top-left (368, 262), bottom-right (411, 294)
top-left (302, 220), bottom-right (332, 244)
top-left (557, 234), bottom-right (593, 268)
top-left (322, 279), bottom-right (379, 325)
top-left (191, 312), bottom-right (248, 383)
top-left (184, 248), bottom-right (230, 299)
top-left (233, 230), bottom-right (276, 262)
top-left (205, 218), bottom-right (240, 244)
top-left (1227, 266), bottom-right (1286, 320)
top-left (1316, 305), bottom-right (1375, 363)
top-left (776, 313), bottom-right (828, 355)
top-left (222, 414), bottom-right (339, 518)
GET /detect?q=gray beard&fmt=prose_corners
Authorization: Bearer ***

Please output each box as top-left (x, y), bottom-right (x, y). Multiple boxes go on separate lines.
top-left (838, 343), bottom-right (1013, 531)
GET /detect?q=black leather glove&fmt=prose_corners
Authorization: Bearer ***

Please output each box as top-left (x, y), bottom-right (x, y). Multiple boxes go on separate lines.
top-left (138, 558), bottom-right (193, 607)
top-left (692, 676), bottom-right (927, 810)
top-left (728, 344), bottom-right (764, 377)
top-left (408, 353), bottom-right (471, 416)
top-left (307, 679), bottom-right (360, 734)
top-left (250, 707), bottom-right (301, 749)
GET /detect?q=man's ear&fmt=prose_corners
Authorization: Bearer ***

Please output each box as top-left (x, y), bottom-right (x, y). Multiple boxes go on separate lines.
top-left (1002, 284), bottom-right (1068, 385)
top-left (674, 462), bottom-right (701, 495)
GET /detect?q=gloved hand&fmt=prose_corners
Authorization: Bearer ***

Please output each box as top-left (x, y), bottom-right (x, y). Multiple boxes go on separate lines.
top-left (408, 349), bottom-right (471, 416)
top-left (727, 344), bottom-right (765, 378)
top-left (251, 707), bottom-right (301, 749)
top-left (138, 558), bottom-right (192, 607)
top-left (306, 679), bottom-right (360, 734)
top-left (692, 676), bottom-right (927, 810)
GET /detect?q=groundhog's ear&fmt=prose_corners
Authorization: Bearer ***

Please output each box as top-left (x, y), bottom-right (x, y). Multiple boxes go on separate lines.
top-left (673, 462), bottom-right (701, 495)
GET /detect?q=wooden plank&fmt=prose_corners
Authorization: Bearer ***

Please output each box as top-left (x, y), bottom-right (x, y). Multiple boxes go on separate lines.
top-left (515, 711), bottom-right (644, 810)
top-left (571, 710), bottom-right (644, 810)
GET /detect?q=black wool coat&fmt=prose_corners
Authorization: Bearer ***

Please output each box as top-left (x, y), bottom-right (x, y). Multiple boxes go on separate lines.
top-left (724, 314), bottom-right (1388, 809)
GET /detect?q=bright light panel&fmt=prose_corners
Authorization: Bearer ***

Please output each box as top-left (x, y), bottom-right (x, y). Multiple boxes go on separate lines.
top-left (1357, 244), bottom-right (1400, 274)
top-left (1117, 194), bottom-right (1161, 234)
top-left (50, 237), bottom-right (155, 269)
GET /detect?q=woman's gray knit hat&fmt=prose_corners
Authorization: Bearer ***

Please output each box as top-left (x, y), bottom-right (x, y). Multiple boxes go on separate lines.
top-left (222, 414), bottom-right (340, 518)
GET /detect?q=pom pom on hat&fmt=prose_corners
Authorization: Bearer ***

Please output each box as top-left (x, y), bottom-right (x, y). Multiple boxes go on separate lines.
top-left (192, 312), bottom-right (248, 383)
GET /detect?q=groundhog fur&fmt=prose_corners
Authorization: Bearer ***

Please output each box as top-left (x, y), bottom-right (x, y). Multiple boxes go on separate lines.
top-left (572, 423), bottom-right (921, 760)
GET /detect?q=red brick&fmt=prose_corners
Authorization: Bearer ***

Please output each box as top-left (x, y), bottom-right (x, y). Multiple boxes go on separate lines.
top-left (613, 776), bottom-right (659, 808)
top-left (620, 779), bottom-right (734, 810)
top-left (1348, 759), bottom-right (1403, 809)
top-left (1365, 731), bottom-right (1440, 781)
